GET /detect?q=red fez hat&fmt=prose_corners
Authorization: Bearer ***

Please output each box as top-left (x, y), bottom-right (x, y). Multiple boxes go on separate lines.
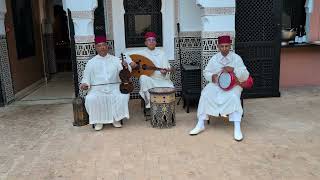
top-left (218, 35), bottom-right (232, 44)
top-left (95, 36), bottom-right (107, 44)
top-left (144, 32), bottom-right (157, 39)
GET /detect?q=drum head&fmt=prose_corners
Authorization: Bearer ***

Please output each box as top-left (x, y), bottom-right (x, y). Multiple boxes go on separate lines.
top-left (149, 87), bottom-right (176, 94)
top-left (218, 72), bottom-right (232, 89)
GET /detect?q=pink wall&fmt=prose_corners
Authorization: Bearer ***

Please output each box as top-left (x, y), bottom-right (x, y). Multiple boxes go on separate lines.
top-left (309, 0), bottom-right (320, 41)
top-left (280, 46), bottom-right (320, 87)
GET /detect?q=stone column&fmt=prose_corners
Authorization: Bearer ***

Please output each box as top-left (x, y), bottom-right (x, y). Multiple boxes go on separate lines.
top-left (196, 0), bottom-right (235, 87)
top-left (0, 0), bottom-right (14, 105)
top-left (42, 0), bottom-right (57, 74)
top-left (63, 0), bottom-right (98, 97)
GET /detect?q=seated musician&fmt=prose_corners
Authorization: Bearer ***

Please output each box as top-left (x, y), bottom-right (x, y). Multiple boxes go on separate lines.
top-left (189, 35), bottom-right (250, 141)
top-left (79, 36), bottom-right (131, 131)
top-left (125, 32), bottom-right (174, 115)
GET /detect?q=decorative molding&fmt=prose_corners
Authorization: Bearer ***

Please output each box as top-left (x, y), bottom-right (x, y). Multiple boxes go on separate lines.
top-left (0, 12), bottom-right (5, 19)
top-left (0, 36), bottom-right (14, 104)
top-left (74, 35), bottom-right (95, 43)
top-left (71, 10), bottom-right (94, 19)
top-left (106, 40), bottom-right (114, 55)
top-left (201, 7), bottom-right (235, 16)
top-left (179, 31), bottom-right (201, 37)
top-left (76, 59), bottom-right (89, 97)
top-left (75, 42), bottom-right (96, 61)
top-left (174, 37), bottom-right (202, 93)
top-left (201, 31), bottom-right (235, 38)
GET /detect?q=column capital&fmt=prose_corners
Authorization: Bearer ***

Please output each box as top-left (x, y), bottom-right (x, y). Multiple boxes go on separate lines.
top-left (63, 0), bottom-right (97, 12)
top-left (63, 0), bottom-right (98, 42)
top-left (196, 0), bottom-right (235, 8)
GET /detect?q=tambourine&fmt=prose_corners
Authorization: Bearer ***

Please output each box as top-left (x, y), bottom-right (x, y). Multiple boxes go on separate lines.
top-left (218, 72), bottom-right (237, 91)
top-left (218, 72), bottom-right (254, 91)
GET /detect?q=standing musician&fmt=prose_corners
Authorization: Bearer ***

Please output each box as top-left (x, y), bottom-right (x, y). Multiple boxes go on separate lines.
top-left (189, 35), bottom-right (250, 141)
top-left (79, 36), bottom-right (131, 131)
top-left (125, 32), bottom-right (174, 115)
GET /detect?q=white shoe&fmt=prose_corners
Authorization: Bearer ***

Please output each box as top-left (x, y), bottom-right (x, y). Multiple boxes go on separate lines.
top-left (234, 122), bottom-right (243, 141)
top-left (112, 121), bottom-right (122, 128)
top-left (234, 131), bottom-right (243, 141)
top-left (94, 123), bottom-right (103, 131)
top-left (189, 126), bottom-right (205, 135)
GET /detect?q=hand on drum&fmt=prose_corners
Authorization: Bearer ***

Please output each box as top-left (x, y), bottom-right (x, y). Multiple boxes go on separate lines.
top-left (80, 83), bottom-right (89, 90)
top-left (212, 74), bottom-right (219, 83)
top-left (223, 66), bottom-right (234, 73)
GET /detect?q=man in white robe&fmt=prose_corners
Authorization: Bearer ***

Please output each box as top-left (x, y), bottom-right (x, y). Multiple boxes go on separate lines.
top-left (125, 32), bottom-right (174, 114)
top-left (189, 35), bottom-right (250, 141)
top-left (80, 36), bottom-right (131, 131)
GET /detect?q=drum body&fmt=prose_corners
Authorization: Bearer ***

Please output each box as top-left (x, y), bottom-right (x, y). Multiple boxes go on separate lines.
top-left (218, 72), bottom-right (237, 91)
top-left (72, 97), bottom-right (89, 126)
top-left (148, 87), bottom-right (176, 128)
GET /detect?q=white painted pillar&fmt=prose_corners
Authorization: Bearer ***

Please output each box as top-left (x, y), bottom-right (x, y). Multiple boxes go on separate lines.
top-left (0, 0), bottom-right (14, 104)
top-left (196, 0), bottom-right (235, 87)
top-left (0, 0), bottom-right (6, 35)
top-left (305, 0), bottom-right (314, 42)
top-left (63, 0), bottom-right (97, 97)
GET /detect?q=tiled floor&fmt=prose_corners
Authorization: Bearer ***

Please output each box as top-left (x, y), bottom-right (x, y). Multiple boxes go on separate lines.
top-left (1, 86), bottom-right (320, 179)
top-left (16, 72), bottom-right (75, 105)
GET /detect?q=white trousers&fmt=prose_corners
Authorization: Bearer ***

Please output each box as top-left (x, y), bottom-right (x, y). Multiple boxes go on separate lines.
top-left (197, 111), bottom-right (242, 128)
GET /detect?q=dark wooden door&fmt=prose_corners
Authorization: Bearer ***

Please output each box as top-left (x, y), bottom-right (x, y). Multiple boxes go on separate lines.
top-left (235, 0), bottom-right (282, 98)
top-left (5, 0), bottom-right (44, 93)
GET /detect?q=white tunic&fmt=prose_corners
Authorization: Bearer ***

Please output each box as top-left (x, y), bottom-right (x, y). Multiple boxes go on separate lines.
top-left (197, 52), bottom-right (249, 119)
top-left (81, 54), bottom-right (130, 124)
top-left (126, 48), bottom-right (174, 108)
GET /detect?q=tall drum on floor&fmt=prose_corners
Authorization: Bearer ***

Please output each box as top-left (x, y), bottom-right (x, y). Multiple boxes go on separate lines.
top-left (148, 87), bottom-right (176, 128)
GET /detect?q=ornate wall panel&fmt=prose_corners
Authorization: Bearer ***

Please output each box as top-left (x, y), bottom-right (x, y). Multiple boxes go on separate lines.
top-left (0, 36), bottom-right (14, 104)
top-left (235, 0), bottom-right (281, 98)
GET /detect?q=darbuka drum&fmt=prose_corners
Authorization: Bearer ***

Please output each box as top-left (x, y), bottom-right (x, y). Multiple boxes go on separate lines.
top-left (218, 72), bottom-right (237, 91)
top-left (148, 87), bottom-right (176, 128)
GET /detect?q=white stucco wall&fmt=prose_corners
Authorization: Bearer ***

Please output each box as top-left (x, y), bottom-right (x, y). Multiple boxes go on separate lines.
top-left (201, 15), bottom-right (235, 32)
top-left (112, 0), bottom-right (175, 60)
top-left (179, 0), bottom-right (202, 32)
top-left (0, 0), bottom-right (7, 35)
top-left (197, 0), bottom-right (235, 33)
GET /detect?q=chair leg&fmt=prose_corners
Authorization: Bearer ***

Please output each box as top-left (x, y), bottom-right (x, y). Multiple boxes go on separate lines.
top-left (183, 96), bottom-right (186, 108)
top-left (241, 98), bottom-right (244, 117)
top-left (186, 98), bottom-right (190, 113)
